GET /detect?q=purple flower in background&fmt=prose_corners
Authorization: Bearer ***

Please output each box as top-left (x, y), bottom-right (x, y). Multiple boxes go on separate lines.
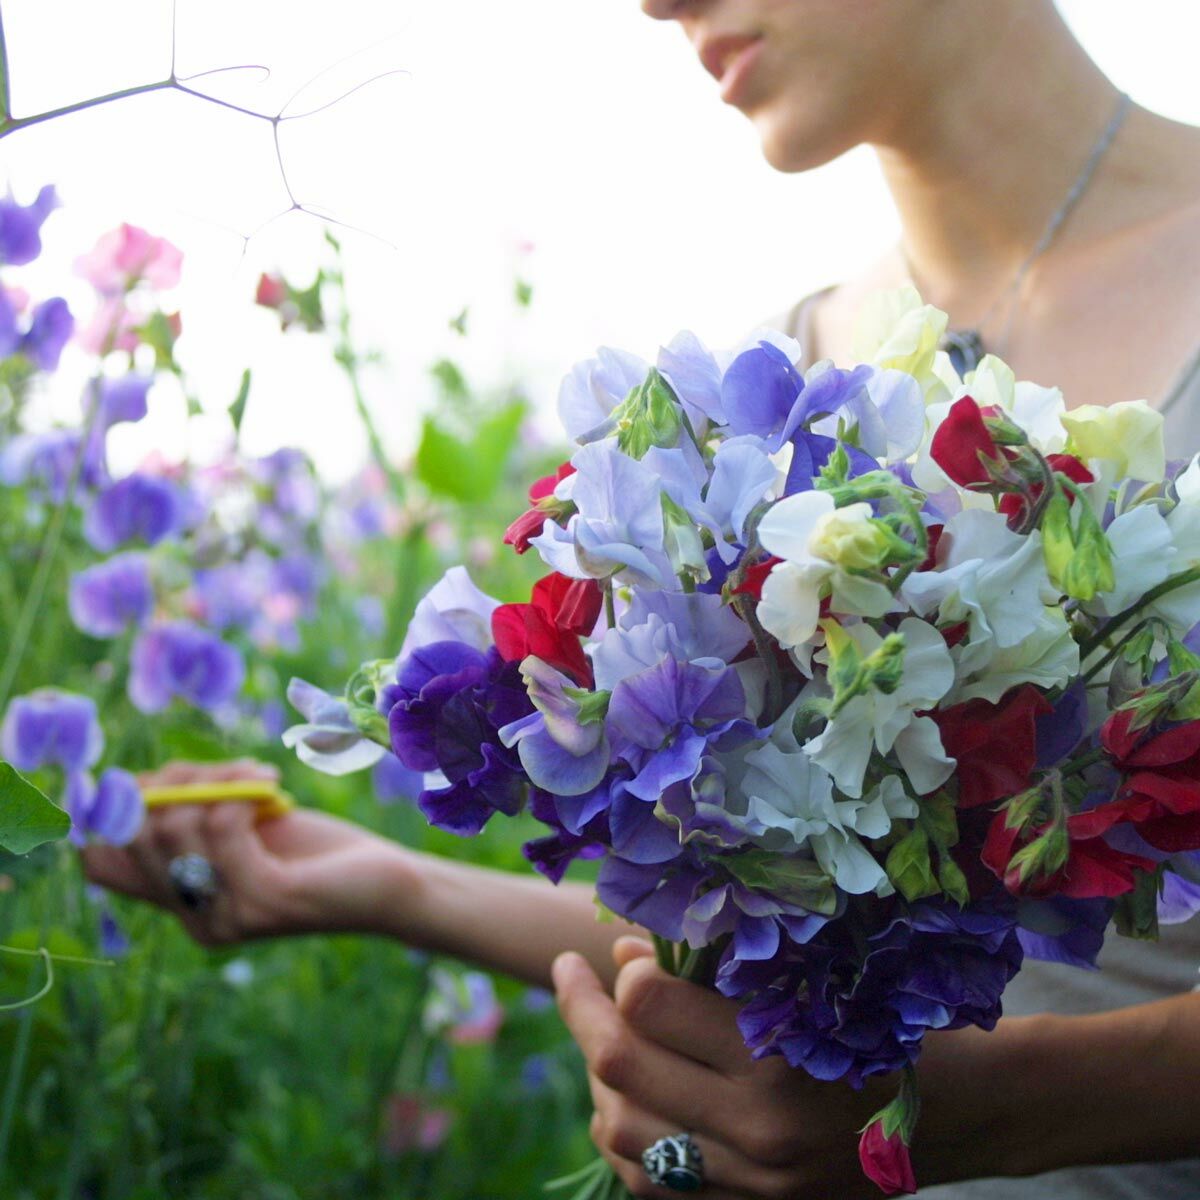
top-left (247, 447), bottom-right (320, 543)
top-left (422, 966), bottom-right (504, 1046)
top-left (1, 690), bottom-right (103, 773)
top-left (1160, 855), bottom-right (1200, 924)
top-left (719, 898), bottom-right (1023, 1087)
top-left (372, 752), bottom-right (424, 803)
top-left (0, 428), bottom-right (106, 500)
top-left (128, 621), bottom-right (245, 714)
top-left (1015, 895), bottom-right (1112, 969)
top-left (65, 768), bottom-right (144, 846)
top-left (386, 642), bottom-right (533, 836)
top-left (21, 297), bottom-right (74, 370)
top-left (0, 185), bottom-right (58, 266)
top-left (93, 374), bottom-right (152, 428)
top-left (84, 473), bottom-right (189, 551)
top-left (68, 552), bottom-right (154, 638)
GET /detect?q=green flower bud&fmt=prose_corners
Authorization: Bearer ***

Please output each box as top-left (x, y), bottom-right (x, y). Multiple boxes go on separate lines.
top-left (886, 826), bottom-right (941, 902)
top-left (660, 493), bottom-right (709, 583)
top-left (615, 368), bottom-right (683, 459)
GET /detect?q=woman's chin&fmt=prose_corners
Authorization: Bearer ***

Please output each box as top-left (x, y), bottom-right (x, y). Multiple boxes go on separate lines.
top-left (754, 112), bottom-right (854, 174)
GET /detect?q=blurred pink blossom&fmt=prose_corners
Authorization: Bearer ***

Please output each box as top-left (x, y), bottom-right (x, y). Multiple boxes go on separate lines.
top-left (76, 224), bottom-right (183, 296)
top-left (75, 296), bottom-right (140, 355)
top-left (379, 1094), bottom-right (453, 1156)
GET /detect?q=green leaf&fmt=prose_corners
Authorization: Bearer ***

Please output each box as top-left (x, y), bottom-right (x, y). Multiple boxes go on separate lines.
top-left (514, 278), bottom-right (534, 308)
top-left (1114, 866), bottom-right (1162, 940)
top-left (724, 851), bottom-right (838, 914)
top-left (0, 762), bottom-right (69, 854)
top-left (429, 358), bottom-right (470, 401)
top-left (228, 368), bottom-right (251, 435)
top-left (415, 400), bottom-right (526, 502)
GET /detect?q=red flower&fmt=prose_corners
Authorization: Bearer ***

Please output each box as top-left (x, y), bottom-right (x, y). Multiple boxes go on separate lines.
top-left (929, 396), bottom-right (1011, 488)
top-left (934, 686), bottom-right (1052, 808)
top-left (858, 1120), bottom-right (916, 1196)
top-left (255, 272), bottom-right (287, 309)
top-left (491, 573), bottom-right (600, 687)
top-left (982, 809), bottom-right (1155, 899)
top-left (504, 462), bottom-right (576, 554)
top-left (998, 453), bottom-right (1094, 523)
top-left (731, 555), bottom-right (782, 601)
top-left (917, 523), bottom-right (944, 573)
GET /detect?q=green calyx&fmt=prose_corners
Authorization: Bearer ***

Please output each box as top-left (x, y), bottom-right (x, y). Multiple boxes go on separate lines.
top-left (723, 852), bottom-right (838, 914)
top-left (614, 368), bottom-right (682, 459)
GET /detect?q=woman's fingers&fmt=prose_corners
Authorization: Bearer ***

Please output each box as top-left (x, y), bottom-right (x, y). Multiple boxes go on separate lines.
top-left (612, 935), bottom-right (655, 970)
top-left (613, 955), bottom-right (758, 1075)
top-left (589, 1077), bottom-right (780, 1200)
top-left (554, 952), bottom-right (736, 1138)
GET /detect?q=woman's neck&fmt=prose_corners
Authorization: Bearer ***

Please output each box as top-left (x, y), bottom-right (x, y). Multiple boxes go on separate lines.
top-left (869, 2), bottom-right (1131, 323)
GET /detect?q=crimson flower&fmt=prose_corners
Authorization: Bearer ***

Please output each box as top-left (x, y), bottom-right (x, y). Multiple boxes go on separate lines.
top-left (929, 396), bottom-right (1011, 488)
top-left (504, 462), bottom-right (575, 553)
top-left (934, 686), bottom-right (1052, 808)
top-left (491, 573), bottom-right (601, 686)
top-left (998, 453), bottom-right (1093, 524)
top-left (730, 555), bottom-right (782, 601)
top-left (858, 1119), bottom-right (917, 1196)
top-left (982, 808), bottom-right (1155, 899)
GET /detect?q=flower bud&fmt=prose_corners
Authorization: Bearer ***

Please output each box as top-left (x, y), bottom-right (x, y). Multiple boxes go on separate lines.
top-left (614, 368), bottom-right (683, 459)
top-left (807, 503), bottom-right (894, 570)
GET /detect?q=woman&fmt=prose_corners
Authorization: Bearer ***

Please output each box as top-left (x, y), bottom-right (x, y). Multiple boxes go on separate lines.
top-left (85, 1), bottom-right (1200, 1195)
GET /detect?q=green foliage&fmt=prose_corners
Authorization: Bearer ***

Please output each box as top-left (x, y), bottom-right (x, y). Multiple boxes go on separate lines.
top-left (0, 764), bottom-right (68, 854)
top-left (416, 399), bottom-right (526, 503)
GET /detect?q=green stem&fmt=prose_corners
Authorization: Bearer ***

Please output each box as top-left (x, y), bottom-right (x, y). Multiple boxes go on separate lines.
top-left (0, 2), bottom-right (10, 120)
top-left (0, 948), bottom-right (52, 1012)
top-left (1057, 745), bottom-right (1107, 778)
top-left (733, 594), bottom-right (784, 725)
top-left (0, 78), bottom-right (174, 139)
top-left (1079, 618), bottom-right (1155, 686)
top-left (651, 935), bottom-right (676, 975)
top-left (604, 580), bottom-right (617, 631)
top-left (1079, 565), bottom-right (1200, 660)
top-left (0, 383), bottom-right (106, 710)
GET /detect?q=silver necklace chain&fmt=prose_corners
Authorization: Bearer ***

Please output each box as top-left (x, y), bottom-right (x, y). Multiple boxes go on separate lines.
top-left (904, 90), bottom-right (1133, 370)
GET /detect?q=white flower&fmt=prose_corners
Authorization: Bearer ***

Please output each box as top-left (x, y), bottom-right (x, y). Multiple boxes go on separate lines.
top-left (803, 618), bottom-right (955, 798)
top-left (282, 679), bottom-right (385, 776)
top-left (948, 608), bottom-right (1080, 705)
top-left (901, 508), bottom-right (1053, 651)
top-left (1083, 503), bottom-right (1173, 616)
top-left (756, 491), bottom-right (894, 650)
top-left (1061, 400), bottom-right (1166, 484)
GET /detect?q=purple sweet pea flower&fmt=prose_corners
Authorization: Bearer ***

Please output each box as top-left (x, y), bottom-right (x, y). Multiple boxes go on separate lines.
top-left (1, 690), bottom-right (103, 772)
top-left (0, 185), bottom-right (59, 266)
top-left (721, 341), bottom-right (807, 449)
top-left (0, 428), bottom-right (107, 500)
top-left (1015, 895), bottom-right (1112, 969)
top-left (718, 897), bottom-right (1023, 1088)
top-left (128, 622), bottom-right (245, 714)
top-left (68, 552), bottom-right (154, 638)
top-left (372, 752), bottom-right (424, 803)
top-left (656, 330), bottom-right (725, 431)
top-left (66, 767), bottom-right (144, 846)
top-left (21, 297), bottom-right (74, 370)
top-left (1160, 855), bottom-right (1200, 924)
top-left (84, 472), bottom-right (189, 551)
top-left (387, 642), bottom-right (534, 836)
top-left (557, 347), bottom-right (649, 443)
top-left (0, 287), bottom-right (18, 357)
top-left (93, 374), bottom-right (152, 427)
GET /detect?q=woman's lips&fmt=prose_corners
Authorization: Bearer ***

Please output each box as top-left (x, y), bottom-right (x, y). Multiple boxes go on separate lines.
top-left (697, 34), bottom-right (766, 106)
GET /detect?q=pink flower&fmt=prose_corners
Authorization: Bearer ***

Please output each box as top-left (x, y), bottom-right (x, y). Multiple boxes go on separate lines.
top-left (858, 1119), bottom-right (917, 1196)
top-left (76, 224), bottom-right (183, 296)
top-left (75, 296), bottom-right (140, 355)
top-left (379, 1094), bottom-right (453, 1156)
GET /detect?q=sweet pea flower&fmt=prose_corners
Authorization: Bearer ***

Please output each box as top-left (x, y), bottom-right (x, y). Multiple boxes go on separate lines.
top-left (75, 224), bottom-right (183, 295)
top-left (0, 185), bottom-right (59, 266)
top-left (21, 297), bottom-right (74, 370)
top-left (557, 346), bottom-right (649, 443)
top-left (397, 565), bottom-right (501, 660)
top-left (92, 374), bottom-right (152, 428)
top-left (68, 552), bottom-right (154, 638)
top-left (1061, 400), bottom-right (1166, 484)
top-left (0, 428), bottom-right (107, 500)
top-left (858, 1116), bottom-right (917, 1196)
top-left (851, 285), bottom-right (954, 400)
top-left (803, 619), bottom-right (956, 799)
top-left (1, 690), bottom-right (103, 773)
top-left (756, 491), bottom-right (896, 651)
top-left (128, 622), bottom-right (245, 714)
top-left (65, 767), bottom-right (144, 846)
top-left (422, 966), bottom-right (505, 1045)
top-left (84, 472), bottom-right (190, 551)
top-left (282, 678), bottom-right (386, 775)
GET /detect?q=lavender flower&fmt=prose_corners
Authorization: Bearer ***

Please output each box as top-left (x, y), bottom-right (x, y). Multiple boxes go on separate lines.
top-left (128, 622), bottom-right (245, 714)
top-left (84, 473), bottom-right (190, 551)
top-left (93, 375), bottom-right (152, 427)
top-left (1, 690), bottom-right (103, 773)
top-left (0, 428), bottom-right (106, 501)
top-left (372, 752), bottom-right (424, 802)
top-left (65, 768), bottom-right (144, 846)
top-left (282, 678), bottom-right (385, 775)
top-left (68, 553), bottom-right (154, 638)
top-left (0, 185), bottom-right (59, 266)
top-left (22, 297), bottom-right (74, 370)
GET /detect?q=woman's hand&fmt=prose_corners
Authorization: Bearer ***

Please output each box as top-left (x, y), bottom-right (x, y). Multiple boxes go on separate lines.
top-left (81, 759), bottom-right (418, 947)
top-left (553, 937), bottom-right (891, 1200)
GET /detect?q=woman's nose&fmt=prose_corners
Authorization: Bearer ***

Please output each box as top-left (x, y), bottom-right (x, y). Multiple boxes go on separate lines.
top-left (641, 0), bottom-right (689, 20)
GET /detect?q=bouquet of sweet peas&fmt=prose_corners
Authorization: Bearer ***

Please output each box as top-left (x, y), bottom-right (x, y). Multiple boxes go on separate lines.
top-left (287, 288), bottom-right (1200, 1195)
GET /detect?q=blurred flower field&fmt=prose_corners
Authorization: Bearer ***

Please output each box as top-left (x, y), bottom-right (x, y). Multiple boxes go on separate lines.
top-left (0, 186), bottom-right (596, 1197)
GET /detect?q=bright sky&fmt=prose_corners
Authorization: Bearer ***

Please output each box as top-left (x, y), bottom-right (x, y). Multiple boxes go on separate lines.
top-left (5, 0), bottom-right (1200, 480)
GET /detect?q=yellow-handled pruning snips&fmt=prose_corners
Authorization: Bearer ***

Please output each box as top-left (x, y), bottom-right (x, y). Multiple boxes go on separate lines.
top-left (141, 780), bottom-right (295, 820)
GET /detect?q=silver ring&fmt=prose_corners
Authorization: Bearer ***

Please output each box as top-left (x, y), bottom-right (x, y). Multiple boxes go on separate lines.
top-left (167, 853), bottom-right (219, 911)
top-left (642, 1132), bottom-right (704, 1192)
